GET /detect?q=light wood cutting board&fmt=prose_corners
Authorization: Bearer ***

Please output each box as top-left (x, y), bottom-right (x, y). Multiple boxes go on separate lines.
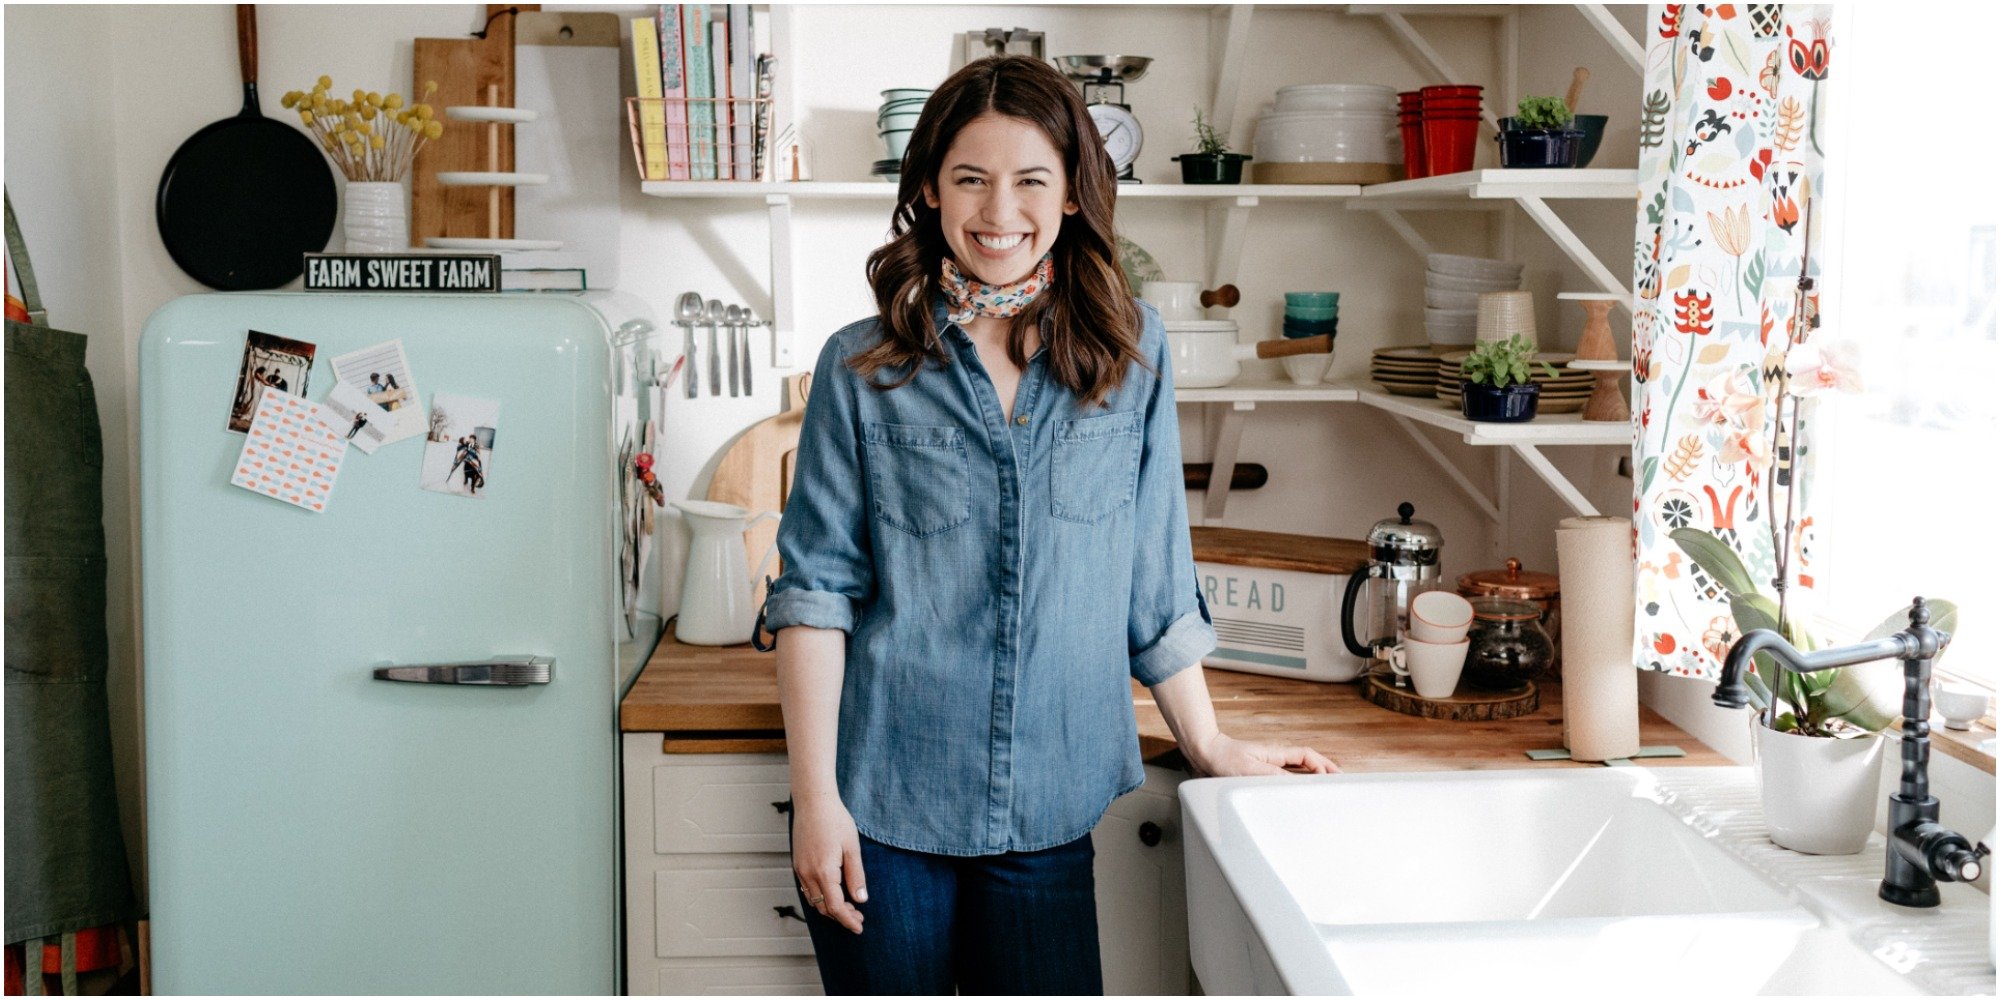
top-left (707, 373), bottom-right (811, 610)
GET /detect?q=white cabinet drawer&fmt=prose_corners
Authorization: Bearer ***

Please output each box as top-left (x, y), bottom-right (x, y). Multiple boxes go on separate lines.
top-left (653, 957), bottom-right (823, 995)
top-left (655, 865), bottom-right (814, 958)
top-left (652, 761), bottom-right (794, 854)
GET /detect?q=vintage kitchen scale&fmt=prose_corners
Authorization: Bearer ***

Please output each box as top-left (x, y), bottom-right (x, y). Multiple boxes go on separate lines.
top-left (1057, 55), bottom-right (1150, 183)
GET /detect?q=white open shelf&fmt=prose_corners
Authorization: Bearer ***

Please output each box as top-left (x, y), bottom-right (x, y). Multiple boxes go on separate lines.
top-left (1359, 168), bottom-right (1639, 204)
top-left (639, 181), bottom-right (1362, 201)
top-left (1176, 380), bottom-right (1361, 404)
top-left (1341, 381), bottom-right (1629, 445)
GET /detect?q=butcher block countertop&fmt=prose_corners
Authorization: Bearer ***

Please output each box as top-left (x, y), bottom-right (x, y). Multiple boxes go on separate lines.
top-left (622, 623), bottom-right (1730, 770)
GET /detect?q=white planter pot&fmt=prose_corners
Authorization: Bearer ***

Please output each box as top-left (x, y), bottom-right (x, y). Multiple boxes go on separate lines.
top-left (1753, 723), bottom-right (1885, 855)
top-left (343, 180), bottom-right (408, 253)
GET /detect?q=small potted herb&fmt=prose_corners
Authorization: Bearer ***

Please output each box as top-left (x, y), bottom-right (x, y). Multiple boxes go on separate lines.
top-left (1495, 96), bottom-right (1584, 168)
top-left (1171, 107), bottom-right (1252, 184)
top-left (1459, 335), bottom-right (1557, 421)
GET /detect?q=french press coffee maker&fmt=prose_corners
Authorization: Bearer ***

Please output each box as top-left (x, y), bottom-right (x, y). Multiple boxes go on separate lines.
top-left (1340, 502), bottom-right (1445, 675)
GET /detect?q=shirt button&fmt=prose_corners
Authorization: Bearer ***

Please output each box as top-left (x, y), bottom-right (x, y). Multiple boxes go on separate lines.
top-left (1015, 415), bottom-right (1029, 425)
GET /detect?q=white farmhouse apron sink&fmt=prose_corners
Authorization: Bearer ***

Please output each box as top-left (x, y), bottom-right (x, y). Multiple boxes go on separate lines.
top-left (1180, 768), bottom-right (1973, 995)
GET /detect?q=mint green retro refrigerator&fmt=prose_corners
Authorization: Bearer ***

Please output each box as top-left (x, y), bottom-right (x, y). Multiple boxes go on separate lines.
top-left (140, 291), bottom-right (663, 994)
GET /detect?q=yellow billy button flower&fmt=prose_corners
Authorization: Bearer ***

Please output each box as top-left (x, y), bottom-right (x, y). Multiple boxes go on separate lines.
top-left (352, 89), bottom-right (365, 104)
top-left (280, 91), bottom-right (299, 109)
top-left (415, 105), bottom-right (432, 122)
top-left (384, 93), bottom-right (405, 110)
top-left (360, 105), bottom-right (376, 122)
top-left (367, 91), bottom-right (381, 107)
top-left (370, 134), bottom-right (386, 151)
top-left (317, 74), bottom-right (332, 89)
top-left (299, 110), bottom-right (315, 126)
top-left (424, 120), bottom-right (443, 140)
top-left (423, 80), bottom-right (438, 96)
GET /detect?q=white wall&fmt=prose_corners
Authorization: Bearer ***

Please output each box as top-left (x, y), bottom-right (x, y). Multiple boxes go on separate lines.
top-left (6, 3), bottom-right (1986, 914)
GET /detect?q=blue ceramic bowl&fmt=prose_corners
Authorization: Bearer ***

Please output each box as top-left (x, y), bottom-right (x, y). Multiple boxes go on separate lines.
top-left (1282, 316), bottom-right (1340, 331)
top-left (1285, 292), bottom-right (1341, 308)
top-left (1285, 306), bottom-right (1340, 321)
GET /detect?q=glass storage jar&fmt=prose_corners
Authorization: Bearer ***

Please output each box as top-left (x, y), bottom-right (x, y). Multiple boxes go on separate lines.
top-left (1462, 597), bottom-right (1554, 691)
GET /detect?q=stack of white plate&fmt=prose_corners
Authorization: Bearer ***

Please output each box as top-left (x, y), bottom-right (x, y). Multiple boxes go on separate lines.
top-left (1425, 254), bottom-right (1523, 347)
top-left (1253, 84), bottom-right (1399, 165)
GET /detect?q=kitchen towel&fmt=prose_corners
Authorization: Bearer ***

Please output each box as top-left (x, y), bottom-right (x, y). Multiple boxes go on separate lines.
top-left (1557, 515), bottom-right (1639, 761)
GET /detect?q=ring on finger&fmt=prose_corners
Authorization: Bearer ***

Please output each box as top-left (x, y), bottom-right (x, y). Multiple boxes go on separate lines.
top-left (806, 892), bottom-right (824, 906)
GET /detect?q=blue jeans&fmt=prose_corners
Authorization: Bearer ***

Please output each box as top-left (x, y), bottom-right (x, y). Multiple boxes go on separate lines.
top-left (788, 814), bottom-right (1103, 995)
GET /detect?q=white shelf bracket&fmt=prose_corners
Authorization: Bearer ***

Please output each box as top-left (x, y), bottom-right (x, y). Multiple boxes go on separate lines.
top-left (1513, 195), bottom-right (1630, 311)
top-left (1571, 3), bottom-right (1645, 74)
top-left (766, 193), bottom-right (796, 368)
top-left (1374, 209), bottom-right (1434, 258)
top-left (1510, 443), bottom-right (1601, 517)
top-left (1378, 12), bottom-right (1501, 132)
top-left (1389, 415), bottom-right (1501, 525)
top-left (1201, 399), bottom-right (1256, 522)
top-left (1205, 197), bottom-right (1257, 292)
top-left (1209, 4), bottom-right (1255, 141)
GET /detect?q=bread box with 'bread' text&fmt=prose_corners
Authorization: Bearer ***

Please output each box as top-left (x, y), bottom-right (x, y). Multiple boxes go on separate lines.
top-left (1191, 527), bottom-right (1372, 683)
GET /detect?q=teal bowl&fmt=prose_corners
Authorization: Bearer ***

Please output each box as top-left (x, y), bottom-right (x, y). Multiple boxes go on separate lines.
top-left (1285, 292), bottom-right (1341, 308)
top-left (1285, 307), bottom-right (1340, 321)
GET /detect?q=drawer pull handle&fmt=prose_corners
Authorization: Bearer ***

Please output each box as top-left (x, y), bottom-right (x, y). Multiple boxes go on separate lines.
top-left (772, 799), bottom-right (792, 814)
top-left (1138, 821), bottom-right (1163, 847)
top-left (774, 905), bottom-right (807, 923)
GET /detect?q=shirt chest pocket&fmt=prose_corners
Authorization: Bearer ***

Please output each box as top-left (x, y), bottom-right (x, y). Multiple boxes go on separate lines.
top-left (863, 421), bottom-right (971, 538)
top-left (1052, 409), bottom-right (1142, 524)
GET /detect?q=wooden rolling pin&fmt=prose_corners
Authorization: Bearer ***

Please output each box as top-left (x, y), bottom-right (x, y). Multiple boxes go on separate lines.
top-left (1184, 462), bottom-right (1268, 491)
top-left (1258, 334), bottom-right (1333, 357)
top-left (1566, 66), bottom-right (1590, 114)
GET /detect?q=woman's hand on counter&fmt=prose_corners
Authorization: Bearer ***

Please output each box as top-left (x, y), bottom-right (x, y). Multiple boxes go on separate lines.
top-left (1149, 660), bottom-right (1340, 777)
top-left (1187, 731), bottom-right (1339, 777)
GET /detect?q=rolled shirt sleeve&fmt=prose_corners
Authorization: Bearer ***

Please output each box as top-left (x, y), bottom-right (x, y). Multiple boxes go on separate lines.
top-left (755, 330), bottom-right (876, 643)
top-left (1126, 304), bottom-right (1218, 686)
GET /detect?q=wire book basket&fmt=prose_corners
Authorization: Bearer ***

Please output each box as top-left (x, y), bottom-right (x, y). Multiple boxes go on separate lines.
top-left (625, 96), bottom-right (775, 182)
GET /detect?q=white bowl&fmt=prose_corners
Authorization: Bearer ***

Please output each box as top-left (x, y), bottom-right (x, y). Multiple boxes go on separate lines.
top-left (1427, 253), bottom-right (1524, 280)
top-left (1253, 115), bottom-right (1398, 164)
top-left (1425, 324), bottom-right (1478, 347)
top-left (1426, 270), bottom-right (1522, 293)
top-left (1424, 306), bottom-right (1478, 325)
top-left (1274, 83), bottom-right (1396, 112)
top-left (1425, 286), bottom-right (1482, 310)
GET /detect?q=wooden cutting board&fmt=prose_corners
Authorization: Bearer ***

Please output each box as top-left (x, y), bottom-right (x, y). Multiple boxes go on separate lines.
top-left (411, 4), bottom-right (532, 244)
top-left (707, 373), bottom-right (812, 610)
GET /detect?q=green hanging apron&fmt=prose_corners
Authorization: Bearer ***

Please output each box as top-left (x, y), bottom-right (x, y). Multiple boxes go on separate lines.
top-left (4, 192), bottom-right (139, 969)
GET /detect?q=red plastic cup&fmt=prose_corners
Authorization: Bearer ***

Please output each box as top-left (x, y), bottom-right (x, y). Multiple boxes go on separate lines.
top-left (1399, 120), bottom-right (1428, 179)
top-left (1421, 85), bottom-right (1484, 98)
top-left (1423, 113), bottom-right (1480, 175)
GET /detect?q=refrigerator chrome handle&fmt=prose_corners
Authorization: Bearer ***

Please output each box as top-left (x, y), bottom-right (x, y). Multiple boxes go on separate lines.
top-left (372, 655), bottom-right (553, 686)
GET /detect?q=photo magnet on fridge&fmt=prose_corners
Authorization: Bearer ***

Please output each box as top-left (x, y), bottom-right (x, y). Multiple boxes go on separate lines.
top-left (328, 340), bottom-right (425, 445)
top-left (320, 381), bottom-right (394, 454)
top-left (420, 393), bottom-right (500, 500)
top-left (228, 330), bottom-right (317, 433)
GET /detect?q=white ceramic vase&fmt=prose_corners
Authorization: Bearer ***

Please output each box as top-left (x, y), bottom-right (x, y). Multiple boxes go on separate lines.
top-left (343, 180), bottom-right (409, 253)
top-left (1753, 723), bottom-right (1885, 855)
top-left (669, 499), bottom-right (780, 646)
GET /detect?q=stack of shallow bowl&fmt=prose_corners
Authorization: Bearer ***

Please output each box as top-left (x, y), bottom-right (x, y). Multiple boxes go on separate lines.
top-left (1435, 351), bottom-right (1592, 412)
top-left (876, 88), bottom-right (931, 182)
top-left (1251, 84), bottom-right (1401, 185)
top-left (1371, 346), bottom-right (1445, 397)
top-left (1425, 253), bottom-right (1523, 348)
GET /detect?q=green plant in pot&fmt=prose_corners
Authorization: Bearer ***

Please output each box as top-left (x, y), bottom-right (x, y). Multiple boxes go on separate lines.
top-left (1496, 96), bottom-right (1584, 168)
top-left (1172, 107), bottom-right (1251, 184)
top-left (1458, 335), bottom-right (1556, 422)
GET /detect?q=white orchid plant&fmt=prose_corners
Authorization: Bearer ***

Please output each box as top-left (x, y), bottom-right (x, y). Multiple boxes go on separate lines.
top-left (1670, 329), bottom-right (1955, 737)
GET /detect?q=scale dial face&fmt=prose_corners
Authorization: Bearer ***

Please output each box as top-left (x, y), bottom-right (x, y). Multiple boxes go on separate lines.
top-left (1087, 103), bottom-right (1143, 174)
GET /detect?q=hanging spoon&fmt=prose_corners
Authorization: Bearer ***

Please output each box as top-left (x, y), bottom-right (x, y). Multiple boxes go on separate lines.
top-left (675, 291), bottom-right (704, 398)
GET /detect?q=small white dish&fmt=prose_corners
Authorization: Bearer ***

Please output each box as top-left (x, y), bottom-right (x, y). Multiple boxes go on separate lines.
top-left (445, 106), bottom-right (539, 123)
top-left (435, 171), bottom-right (550, 186)
top-left (1934, 683), bottom-right (1991, 730)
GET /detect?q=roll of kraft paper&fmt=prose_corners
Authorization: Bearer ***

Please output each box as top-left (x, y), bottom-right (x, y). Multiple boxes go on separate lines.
top-left (1556, 515), bottom-right (1639, 761)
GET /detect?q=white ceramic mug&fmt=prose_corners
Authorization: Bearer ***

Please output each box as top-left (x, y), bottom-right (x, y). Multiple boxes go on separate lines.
top-left (1389, 637), bottom-right (1470, 699)
top-left (1408, 590), bottom-right (1475, 644)
top-left (1142, 280), bottom-right (1203, 321)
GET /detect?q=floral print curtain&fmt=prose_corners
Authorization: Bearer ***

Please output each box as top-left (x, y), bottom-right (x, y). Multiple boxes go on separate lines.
top-left (1631, 4), bottom-right (1833, 679)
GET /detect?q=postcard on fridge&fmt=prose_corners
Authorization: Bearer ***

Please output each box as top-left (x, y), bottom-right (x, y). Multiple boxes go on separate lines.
top-left (420, 393), bottom-right (499, 500)
top-left (328, 339), bottom-right (425, 445)
top-left (230, 388), bottom-right (346, 512)
top-left (227, 330), bottom-right (317, 433)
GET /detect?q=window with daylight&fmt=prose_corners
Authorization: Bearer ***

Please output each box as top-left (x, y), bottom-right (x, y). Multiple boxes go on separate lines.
top-left (1815, 6), bottom-right (1997, 687)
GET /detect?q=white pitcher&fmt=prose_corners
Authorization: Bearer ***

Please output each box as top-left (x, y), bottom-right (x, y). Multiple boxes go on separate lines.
top-left (670, 499), bottom-right (781, 646)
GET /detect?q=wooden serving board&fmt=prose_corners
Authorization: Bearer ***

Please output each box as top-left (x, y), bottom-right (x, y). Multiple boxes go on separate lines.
top-left (412, 4), bottom-right (531, 245)
top-left (1363, 674), bottom-right (1540, 721)
top-left (707, 373), bottom-right (812, 611)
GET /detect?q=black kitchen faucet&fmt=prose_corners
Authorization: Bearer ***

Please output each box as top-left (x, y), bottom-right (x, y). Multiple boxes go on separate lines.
top-left (1713, 597), bottom-right (1989, 907)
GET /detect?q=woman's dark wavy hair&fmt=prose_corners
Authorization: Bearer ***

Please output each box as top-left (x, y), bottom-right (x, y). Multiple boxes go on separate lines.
top-left (855, 55), bottom-right (1145, 408)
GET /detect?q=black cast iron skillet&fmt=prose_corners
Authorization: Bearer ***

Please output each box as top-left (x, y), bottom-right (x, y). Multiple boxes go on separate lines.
top-left (157, 5), bottom-right (337, 290)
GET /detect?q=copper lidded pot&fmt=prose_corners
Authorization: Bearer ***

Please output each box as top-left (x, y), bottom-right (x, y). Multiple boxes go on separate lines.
top-left (1458, 557), bottom-right (1560, 673)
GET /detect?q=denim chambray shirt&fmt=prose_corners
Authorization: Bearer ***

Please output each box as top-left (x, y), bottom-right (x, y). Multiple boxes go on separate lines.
top-left (755, 292), bottom-right (1215, 857)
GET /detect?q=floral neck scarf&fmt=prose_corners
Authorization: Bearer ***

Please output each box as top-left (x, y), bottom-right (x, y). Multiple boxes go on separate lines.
top-left (940, 251), bottom-right (1054, 325)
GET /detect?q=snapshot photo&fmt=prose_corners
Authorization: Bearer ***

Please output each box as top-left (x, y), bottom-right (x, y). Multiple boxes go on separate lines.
top-left (320, 381), bottom-right (393, 455)
top-left (420, 393), bottom-right (500, 500)
top-left (227, 330), bottom-right (317, 433)
top-left (328, 339), bottom-right (425, 445)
